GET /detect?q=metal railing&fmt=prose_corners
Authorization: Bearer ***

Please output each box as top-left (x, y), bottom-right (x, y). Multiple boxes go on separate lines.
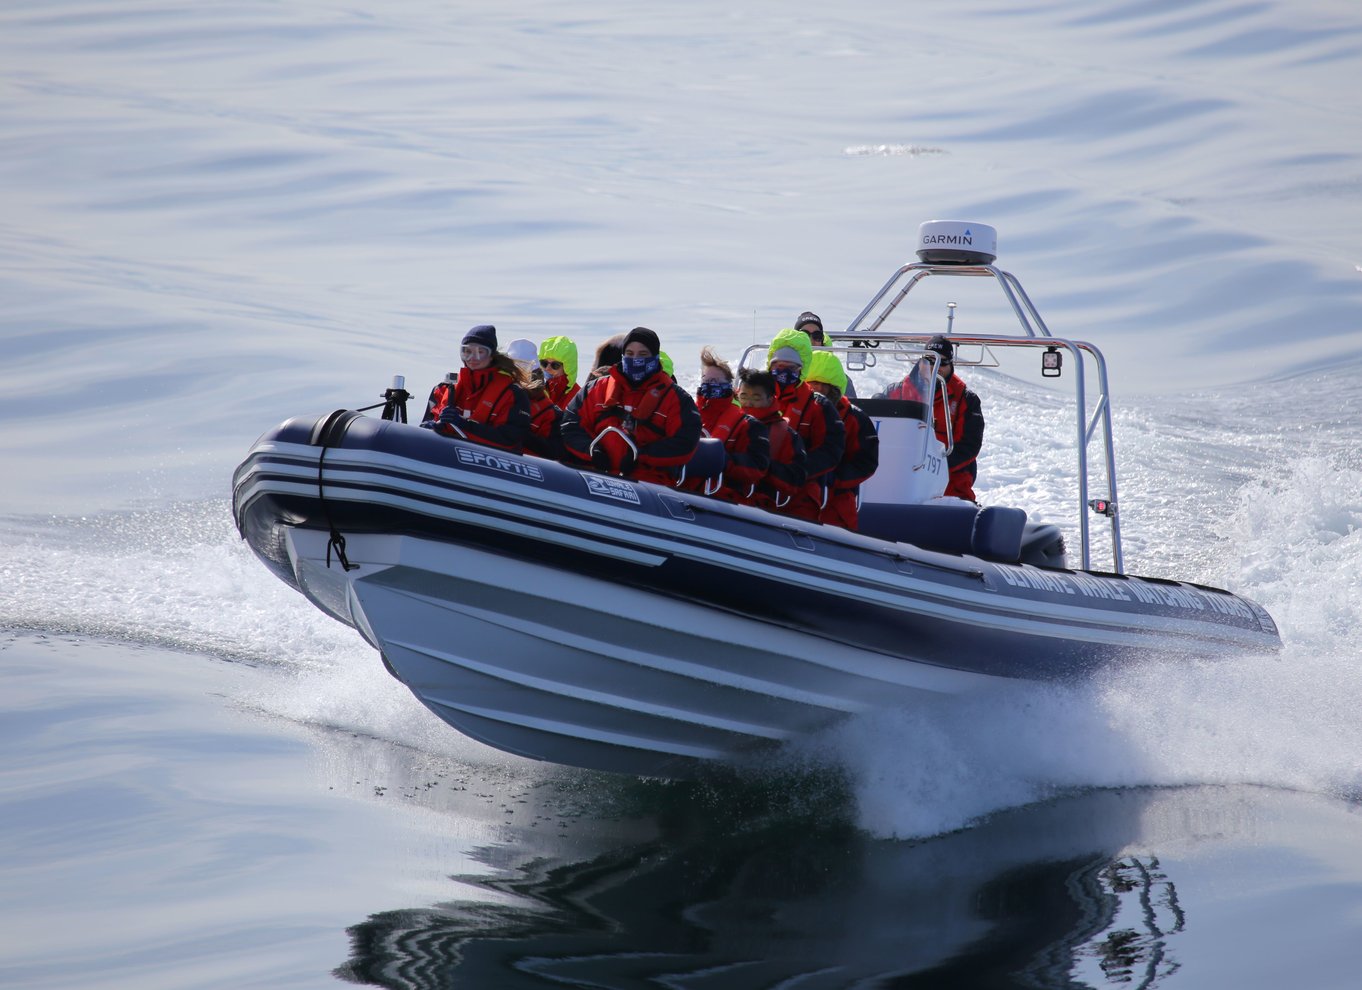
top-left (835, 262), bottom-right (1123, 573)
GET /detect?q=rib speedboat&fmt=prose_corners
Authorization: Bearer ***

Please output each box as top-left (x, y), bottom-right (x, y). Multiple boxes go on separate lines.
top-left (232, 221), bottom-right (1281, 778)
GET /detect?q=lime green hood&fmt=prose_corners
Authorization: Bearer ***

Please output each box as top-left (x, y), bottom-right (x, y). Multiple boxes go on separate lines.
top-left (766, 328), bottom-right (814, 380)
top-left (538, 336), bottom-right (579, 384)
top-left (805, 350), bottom-right (847, 393)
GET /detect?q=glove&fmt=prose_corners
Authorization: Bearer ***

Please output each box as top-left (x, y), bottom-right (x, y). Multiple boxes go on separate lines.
top-left (418, 420), bottom-right (437, 430)
top-left (438, 406), bottom-right (468, 437)
top-left (617, 447), bottom-right (637, 476)
top-left (590, 445), bottom-right (612, 473)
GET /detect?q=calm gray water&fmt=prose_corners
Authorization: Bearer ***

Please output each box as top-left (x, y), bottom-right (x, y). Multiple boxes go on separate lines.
top-left (3, 1), bottom-right (1362, 987)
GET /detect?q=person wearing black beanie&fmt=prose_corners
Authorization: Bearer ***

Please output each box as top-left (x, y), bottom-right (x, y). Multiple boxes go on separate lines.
top-left (419, 322), bottom-right (531, 453)
top-left (621, 326), bottom-right (660, 357)
top-left (561, 326), bottom-right (700, 486)
top-left (462, 324), bottom-right (498, 352)
top-left (794, 312), bottom-right (824, 344)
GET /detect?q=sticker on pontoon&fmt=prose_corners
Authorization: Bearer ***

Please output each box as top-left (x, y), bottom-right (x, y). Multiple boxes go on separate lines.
top-left (456, 447), bottom-right (544, 481)
top-left (992, 564), bottom-right (1262, 620)
top-left (584, 475), bottom-right (640, 504)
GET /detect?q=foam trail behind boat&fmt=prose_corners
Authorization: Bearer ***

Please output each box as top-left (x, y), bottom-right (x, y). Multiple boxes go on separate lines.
top-left (819, 444), bottom-right (1362, 839)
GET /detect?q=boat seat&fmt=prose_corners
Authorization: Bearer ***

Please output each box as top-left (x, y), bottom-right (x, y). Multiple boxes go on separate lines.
top-left (674, 437), bottom-right (726, 487)
top-left (857, 501), bottom-right (1029, 563)
top-left (971, 505), bottom-right (1027, 563)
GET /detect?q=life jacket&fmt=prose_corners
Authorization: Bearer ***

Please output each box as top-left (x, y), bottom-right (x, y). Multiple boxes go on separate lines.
top-left (522, 389), bottom-right (562, 460)
top-left (430, 366), bottom-right (531, 453)
top-left (592, 370), bottom-right (673, 441)
top-left (820, 396), bottom-right (879, 531)
top-left (887, 372), bottom-right (977, 499)
top-left (546, 375), bottom-right (581, 410)
top-left (564, 367), bottom-right (700, 485)
top-left (774, 381), bottom-right (844, 521)
top-left (743, 404), bottom-right (805, 510)
top-left (684, 395), bottom-right (761, 501)
top-left (777, 382), bottom-right (818, 444)
top-left (423, 380), bottom-right (455, 423)
top-left (454, 366), bottom-right (517, 425)
top-left (699, 395), bottom-right (745, 442)
top-left (886, 372), bottom-right (967, 447)
top-left (527, 391), bottom-right (559, 439)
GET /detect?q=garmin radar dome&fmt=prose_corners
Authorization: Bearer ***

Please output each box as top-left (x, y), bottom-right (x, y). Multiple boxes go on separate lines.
top-left (916, 220), bottom-right (998, 266)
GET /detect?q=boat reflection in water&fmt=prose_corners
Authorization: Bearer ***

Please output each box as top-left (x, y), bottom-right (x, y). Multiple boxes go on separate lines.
top-left (335, 782), bottom-right (1185, 989)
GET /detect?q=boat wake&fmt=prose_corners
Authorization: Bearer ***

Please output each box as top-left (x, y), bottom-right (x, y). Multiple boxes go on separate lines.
top-left (814, 441), bottom-right (1362, 838)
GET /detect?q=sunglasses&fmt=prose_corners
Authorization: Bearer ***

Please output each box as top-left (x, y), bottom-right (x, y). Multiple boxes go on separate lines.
top-left (540, 360), bottom-right (564, 370)
top-left (461, 344), bottom-right (491, 360)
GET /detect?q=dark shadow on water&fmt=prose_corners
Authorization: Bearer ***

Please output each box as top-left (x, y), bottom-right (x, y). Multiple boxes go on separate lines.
top-left (335, 772), bottom-right (1184, 989)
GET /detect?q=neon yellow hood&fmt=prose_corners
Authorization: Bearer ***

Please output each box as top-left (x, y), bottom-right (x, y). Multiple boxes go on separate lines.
top-left (766, 328), bottom-right (814, 380)
top-left (538, 336), bottom-right (579, 384)
top-left (805, 350), bottom-right (847, 393)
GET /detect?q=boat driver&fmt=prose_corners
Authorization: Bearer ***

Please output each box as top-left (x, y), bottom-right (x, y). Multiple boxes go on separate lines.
top-left (879, 335), bottom-right (984, 502)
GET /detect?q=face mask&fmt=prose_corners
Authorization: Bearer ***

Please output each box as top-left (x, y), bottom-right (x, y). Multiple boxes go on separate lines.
top-left (697, 381), bottom-right (733, 399)
top-left (771, 366), bottom-right (801, 387)
top-left (621, 355), bottom-right (660, 385)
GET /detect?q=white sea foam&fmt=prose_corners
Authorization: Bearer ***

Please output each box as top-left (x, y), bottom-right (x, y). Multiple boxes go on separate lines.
top-left (821, 376), bottom-right (1362, 839)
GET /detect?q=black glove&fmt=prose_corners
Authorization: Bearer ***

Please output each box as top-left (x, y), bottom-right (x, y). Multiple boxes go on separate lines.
top-left (438, 406), bottom-right (468, 437)
top-left (590, 445), bottom-right (612, 473)
top-left (617, 447), bottom-right (637, 476)
top-left (418, 420), bottom-right (437, 430)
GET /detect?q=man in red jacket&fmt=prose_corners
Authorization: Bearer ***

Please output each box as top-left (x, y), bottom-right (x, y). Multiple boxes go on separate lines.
top-left (561, 327), bottom-right (701, 487)
top-left (880, 335), bottom-right (984, 502)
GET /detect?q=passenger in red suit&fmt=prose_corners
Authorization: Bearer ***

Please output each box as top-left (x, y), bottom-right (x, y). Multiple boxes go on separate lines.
top-left (765, 328), bottom-right (845, 522)
top-left (736, 368), bottom-right (806, 511)
top-left (561, 327), bottom-right (701, 487)
top-left (685, 347), bottom-right (768, 502)
top-left (804, 351), bottom-right (879, 531)
top-left (507, 338), bottom-right (564, 460)
top-left (420, 324), bottom-right (530, 453)
top-left (880, 335), bottom-right (984, 502)
top-left (537, 335), bottom-right (581, 410)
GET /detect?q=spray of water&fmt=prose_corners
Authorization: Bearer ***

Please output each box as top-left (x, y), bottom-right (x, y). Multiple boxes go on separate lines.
top-left (823, 413), bottom-right (1362, 839)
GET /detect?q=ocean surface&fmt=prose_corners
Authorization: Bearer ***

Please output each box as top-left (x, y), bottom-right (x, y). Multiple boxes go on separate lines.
top-left (3, 1), bottom-right (1362, 987)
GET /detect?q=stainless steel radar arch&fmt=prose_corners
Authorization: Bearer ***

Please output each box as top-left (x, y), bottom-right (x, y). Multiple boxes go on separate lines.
top-left (839, 261), bottom-right (1124, 573)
